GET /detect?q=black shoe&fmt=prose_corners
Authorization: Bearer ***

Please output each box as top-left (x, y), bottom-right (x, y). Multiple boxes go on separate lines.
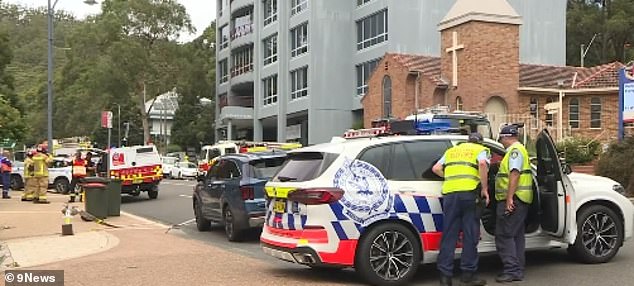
top-left (2, 194), bottom-right (11, 199)
top-left (461, 272), bottom-right (487, 286)
top-left (68, 197), bottom-right (75, 203)
top-left (440, 275), bottom-right (453, 286)
top-left (495, 274), bottom-right (522, 283)
top-left (33, 200), bottom-right (50, 204)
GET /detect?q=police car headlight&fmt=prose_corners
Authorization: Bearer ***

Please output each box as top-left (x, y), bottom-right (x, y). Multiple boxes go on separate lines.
top-left (613, 184), bottom-right (626, 195)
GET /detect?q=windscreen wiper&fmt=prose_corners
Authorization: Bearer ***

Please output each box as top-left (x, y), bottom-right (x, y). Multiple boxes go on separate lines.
top-left (278, 176), bottom-right (298, 182)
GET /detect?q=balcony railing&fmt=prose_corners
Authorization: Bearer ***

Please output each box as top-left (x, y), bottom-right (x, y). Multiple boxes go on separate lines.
top-left (231, 63), bottom-right (253, 77)
top-left (231, 23), bottom-right (253, 40)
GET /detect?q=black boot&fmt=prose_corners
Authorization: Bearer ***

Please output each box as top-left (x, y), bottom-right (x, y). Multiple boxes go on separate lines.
top-left (440, 275), bottom-right (453, 286)
top-left (68, 196), bottom-right (75, 203)
top-left (2, 193), bottom-right (11, 199)
top-left (460, 272), bottom-right (486, 286)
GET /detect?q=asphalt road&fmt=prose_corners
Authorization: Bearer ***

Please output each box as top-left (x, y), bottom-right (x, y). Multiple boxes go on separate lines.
top-left (121, 179), bottom-right (634, 285)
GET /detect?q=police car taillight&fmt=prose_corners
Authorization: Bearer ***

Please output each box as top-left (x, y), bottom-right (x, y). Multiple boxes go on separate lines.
top-left (287, 188), bottom-right (344, 205)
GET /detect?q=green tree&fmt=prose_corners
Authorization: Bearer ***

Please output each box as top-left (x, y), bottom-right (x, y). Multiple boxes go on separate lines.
top-left (0, 28), bottom-right (27, 141)
top-left (567, 0), bottom-right (634, 66)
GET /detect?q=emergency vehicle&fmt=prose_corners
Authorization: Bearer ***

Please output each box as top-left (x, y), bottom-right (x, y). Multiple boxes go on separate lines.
top-left (261, 124), bottom-right (634, 286)
top-left (105, 145), bottom-right (162, 199)
top-left (198, 141), bottom-right (302, 173)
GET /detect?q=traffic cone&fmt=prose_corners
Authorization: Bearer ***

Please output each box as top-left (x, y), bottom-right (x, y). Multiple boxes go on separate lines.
top-left (61, 204), bottom-right (79, 236)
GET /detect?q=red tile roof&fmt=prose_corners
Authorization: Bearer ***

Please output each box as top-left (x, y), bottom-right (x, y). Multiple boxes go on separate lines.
top-left (387, 53), bottom-right (624, 90)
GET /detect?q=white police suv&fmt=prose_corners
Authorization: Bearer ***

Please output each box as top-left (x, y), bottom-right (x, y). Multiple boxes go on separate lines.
top-left (260, 129), bottom-right (633, 286)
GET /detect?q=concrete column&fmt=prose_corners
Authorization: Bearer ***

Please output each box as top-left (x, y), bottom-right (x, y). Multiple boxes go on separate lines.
top-left (227, 119), bottom-right (233, 140)
top-left (253, 119), bottom-right (263, 141)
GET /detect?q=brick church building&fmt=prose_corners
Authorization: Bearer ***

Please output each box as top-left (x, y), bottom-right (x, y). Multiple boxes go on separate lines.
top-left (362, 0), bottom-right (627, 141)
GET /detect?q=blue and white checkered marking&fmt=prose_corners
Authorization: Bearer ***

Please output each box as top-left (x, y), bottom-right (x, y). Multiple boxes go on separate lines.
top-left (265, 198), bottom-right (307, 230)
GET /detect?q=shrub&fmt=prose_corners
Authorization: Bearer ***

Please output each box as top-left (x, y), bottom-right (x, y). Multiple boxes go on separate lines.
top-left (166, 144), bottom-right (182, 154)
top-left (555, 136), bottom-right (601, 164)
top-left (596, 136), bottom-right (634, 196)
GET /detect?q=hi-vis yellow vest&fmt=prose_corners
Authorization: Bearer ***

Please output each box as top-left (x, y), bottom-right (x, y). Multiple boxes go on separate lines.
top-left (442, 143), bottom-right (489, 194)
top-left (495, 143), bottom-right (533, 204)
top-left (32, 154), bottom-right (50, 177)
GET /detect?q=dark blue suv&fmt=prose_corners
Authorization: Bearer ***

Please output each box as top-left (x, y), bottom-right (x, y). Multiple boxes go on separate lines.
top-left (193, 151), bottom-right (287, 241)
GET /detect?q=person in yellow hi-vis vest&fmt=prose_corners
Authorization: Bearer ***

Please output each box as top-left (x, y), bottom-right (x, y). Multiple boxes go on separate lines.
top-left (32, 145), bottom-right (53, 204)
top-left (494, 125), bottom-right (533, 283)
top-left (21, 150), bottom-right (36, 201)
top-left (432, 133), bottom-right (490, 286)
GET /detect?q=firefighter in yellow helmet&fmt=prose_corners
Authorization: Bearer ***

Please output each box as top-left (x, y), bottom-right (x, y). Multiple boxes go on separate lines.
top-left (432, 133), bottom-right (490, 286)
top-left (20, 150), bottom-right (36, 201)
top-left (32, 145), bottom-right (53, 204)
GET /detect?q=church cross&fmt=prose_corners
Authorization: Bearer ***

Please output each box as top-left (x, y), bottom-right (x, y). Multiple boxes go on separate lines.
top-left (446, 31), bottom-right (464, 87)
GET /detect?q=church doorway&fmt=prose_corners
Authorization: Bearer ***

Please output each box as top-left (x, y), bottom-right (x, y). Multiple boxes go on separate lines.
top-left (484, 96), bottom-right (508, 136)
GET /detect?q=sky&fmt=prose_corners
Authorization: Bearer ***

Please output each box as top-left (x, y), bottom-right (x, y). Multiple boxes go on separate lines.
top-left (5, 0), bottom-right (217, 42)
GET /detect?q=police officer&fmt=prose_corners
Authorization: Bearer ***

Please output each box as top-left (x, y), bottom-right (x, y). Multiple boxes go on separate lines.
top-left (494, 125), bottom-right (533, 283)
top-left (433, 133), bottom-right (490, 286)
top-left (32, 145), bottom-right (53, 204)
top-left (21, 150), bottom-right (36, 201)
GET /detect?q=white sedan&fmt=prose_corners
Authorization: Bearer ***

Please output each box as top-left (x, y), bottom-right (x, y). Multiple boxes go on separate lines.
top-left (170, 162), bottom-right (199, 179)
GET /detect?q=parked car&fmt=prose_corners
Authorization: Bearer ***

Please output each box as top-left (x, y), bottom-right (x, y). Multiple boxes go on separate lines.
top-left (193, 151), bottom-right (287, 241)
top-left (171, 161), bottom-right (199, 179)
top-left (161, 156), bottom-right (179, 178)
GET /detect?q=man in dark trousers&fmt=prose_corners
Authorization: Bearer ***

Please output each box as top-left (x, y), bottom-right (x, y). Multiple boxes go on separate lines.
top-left (494, 125), bottom-right (533, 283)
top-left (433, 133), bottom-right (490, 286)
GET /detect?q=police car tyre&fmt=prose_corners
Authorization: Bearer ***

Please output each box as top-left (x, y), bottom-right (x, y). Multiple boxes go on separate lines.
top-left (54, 177), bottom-right (70, 194)
top-left (194, 200), bottom-right (211, 231)
top-left (355, 223), bottom-right (421, 286)
top-left (223, 207), bottom-right (243, 242)
top-left (569, 205), bottom-right (623, 264)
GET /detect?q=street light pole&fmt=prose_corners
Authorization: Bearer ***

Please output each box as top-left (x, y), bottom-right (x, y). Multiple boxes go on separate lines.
top-left (46, 0), bottom-right (98, 152)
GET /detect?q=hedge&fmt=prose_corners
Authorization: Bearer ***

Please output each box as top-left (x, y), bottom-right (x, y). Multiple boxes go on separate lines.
top-left (596, 136), bottom-right (634, 196)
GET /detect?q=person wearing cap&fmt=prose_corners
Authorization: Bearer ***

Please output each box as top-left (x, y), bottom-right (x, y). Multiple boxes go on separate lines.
top-left (494, 125), bottom-right (533, 283)
top-left (432, 133), bottom-right (490, 286)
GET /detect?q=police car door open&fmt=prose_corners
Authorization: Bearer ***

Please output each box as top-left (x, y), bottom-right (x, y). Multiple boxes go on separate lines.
top-left (536, 129), bottom-right (569, 238)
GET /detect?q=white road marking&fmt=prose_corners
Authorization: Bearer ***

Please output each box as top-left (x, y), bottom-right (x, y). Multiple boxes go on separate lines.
top-left (120, 211), bottom-right (170, 229)
top-left (160, 180), bottom-right (197, 187)
top-left (179, 194), bottom-right (193, 199)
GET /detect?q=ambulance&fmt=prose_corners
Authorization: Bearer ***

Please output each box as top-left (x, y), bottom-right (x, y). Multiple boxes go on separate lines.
top-left (105, 145), bottom-right (162, 199)
top-left (261, 127), bottom-right (634, 286)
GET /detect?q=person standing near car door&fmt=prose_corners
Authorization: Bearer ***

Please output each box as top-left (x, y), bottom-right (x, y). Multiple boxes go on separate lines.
top-left (495, 125), bottom-right (533, 283)
top-left (69, 151), bottom-right (87, 203)
top-left (433, 133), bottom-right (490, 286)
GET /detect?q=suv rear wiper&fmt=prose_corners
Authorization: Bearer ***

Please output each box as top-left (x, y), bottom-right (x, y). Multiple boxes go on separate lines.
top-left (278, 176), bottom-right (297, 182)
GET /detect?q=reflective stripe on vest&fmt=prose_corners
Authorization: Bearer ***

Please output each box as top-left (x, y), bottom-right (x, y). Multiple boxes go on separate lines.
top-left (442, 143), bottom-right (488, 194)
top-left (495, 143), bottom-right (533, 204)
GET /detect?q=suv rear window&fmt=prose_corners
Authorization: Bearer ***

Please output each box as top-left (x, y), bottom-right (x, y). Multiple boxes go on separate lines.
top-left (272, 152), bottom-right (339, 182)
top-left (248, 157), bottom-right (286, 178)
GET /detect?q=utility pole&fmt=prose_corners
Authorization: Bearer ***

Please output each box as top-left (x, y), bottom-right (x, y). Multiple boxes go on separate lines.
top-left (580, 33), bottom-right (598, 67)
top-left (47, 0), bottom-right (54, 152)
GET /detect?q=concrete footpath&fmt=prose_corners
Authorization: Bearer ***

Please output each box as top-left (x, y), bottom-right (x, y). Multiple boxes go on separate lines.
top-left (0, 190), bottom-right (354, 286)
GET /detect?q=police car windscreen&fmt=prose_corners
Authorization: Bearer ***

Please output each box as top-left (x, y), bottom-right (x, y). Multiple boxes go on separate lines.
top-left (249, 157), bottom-right (286, 179)
top-left (272, 152), bottom-right (339, 182)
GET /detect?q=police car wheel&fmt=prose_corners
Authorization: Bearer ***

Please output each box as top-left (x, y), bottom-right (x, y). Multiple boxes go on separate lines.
top-left (355, 223), bottom-right (421, 286)
top-left (194, 200), bottom-right (211, 231)
top-left (569, 205), bottom-right (623, 264)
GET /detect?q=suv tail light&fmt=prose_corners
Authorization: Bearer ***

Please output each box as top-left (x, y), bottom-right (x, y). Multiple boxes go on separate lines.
top-left (241, 186), bottom-right (255, 200)
top-left (287, 188), bottom-right (344, 205)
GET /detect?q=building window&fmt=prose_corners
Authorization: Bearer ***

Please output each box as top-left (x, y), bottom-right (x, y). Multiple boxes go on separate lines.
top-left (356, 10), bottom-right (388, 50)
top-left (219, 59), bottom-right (229, 83)
top-left (231, 48), bottom-right (253, 77)
top-left (355, 57), bottom-right (381, 96)
top-left (263, 34), bottom-right (277, 66)
top-left (357, 0), bottom-right (373, 6)
top-left (382, 76), bottom-right (392, 117)
top-left (263, 75), bottom-right (278, 106)
top-left (219, 25), bottom-right (229, 50)
top-left (291, 0), bottom-right (307, 16)
top-left (591, 97), bottom-right (602, 128)
top-left (232, 13), bottom-right (253, 40)
top-left (263, 0), bottom-right (277, 26)
top-left (456, 96), bottom-right (463, 111)
top-left (290, 23), bottom-right (308, 58)
top-left (546, 97), bottom-right (554, 127)
top-left (291, 67), bottom-right (308, 100)
top-left (569, 98), bottom-right (580, 129)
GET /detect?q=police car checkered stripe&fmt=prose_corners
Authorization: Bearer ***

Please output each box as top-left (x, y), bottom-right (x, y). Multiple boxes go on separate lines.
top-left (265, 199), bottom-right (307, 230)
